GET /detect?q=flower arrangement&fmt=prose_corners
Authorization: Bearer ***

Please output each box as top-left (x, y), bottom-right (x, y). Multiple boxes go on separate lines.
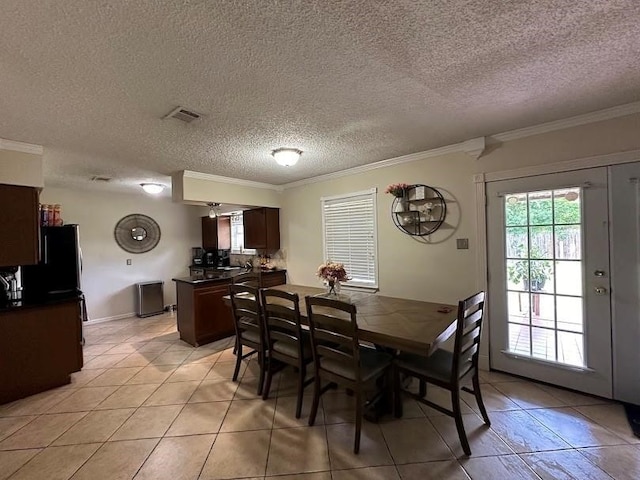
top-left (316, 261), bottom-right (349, 283)
top-left (385, 182), bottom-right (409, 197)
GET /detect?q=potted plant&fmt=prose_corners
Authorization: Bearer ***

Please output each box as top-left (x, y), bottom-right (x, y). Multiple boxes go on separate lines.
top-left (507, 259), bottom-right (551, 291)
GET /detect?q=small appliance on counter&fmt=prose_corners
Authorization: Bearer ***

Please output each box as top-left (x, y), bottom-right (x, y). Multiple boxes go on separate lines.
top-left (0, 266), bottom-right (22, 306)
top-left (217, 249), bottom-right (230, 267)
top-left (192, 247), bottom-right (204, 265)
top-left (203, 250), bottom-right (217, 266)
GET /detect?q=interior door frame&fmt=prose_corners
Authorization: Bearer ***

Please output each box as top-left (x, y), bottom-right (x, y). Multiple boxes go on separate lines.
top-left (474, 149), bottom-right (640, 373)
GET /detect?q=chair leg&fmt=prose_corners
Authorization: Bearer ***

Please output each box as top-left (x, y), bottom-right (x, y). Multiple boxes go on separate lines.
top-left (308, 375), bottom-right (321, 426)
top-left (232, 342), bottom-right (242, 382)
top-left (354, 390), bottom-right (362, 454)
top-left (257, 350), bottom-right (265, 396)
top-left (419, 380), bottom-right (427, 398)
top-left (262, 354), bottom-right (273, 401)
top-left (472, 373), bottom-right (491, 426)
top-left (295, 363), bottom-right (305, 418)
top-left (393, 367), bottom-right (403, 418)
top-left (452, 388), bottom-right (471, 456)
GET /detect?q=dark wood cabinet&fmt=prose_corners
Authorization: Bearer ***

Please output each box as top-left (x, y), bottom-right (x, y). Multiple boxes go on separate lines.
top-left (202, 216), bottom-right (232, 251)
top-left (201, 216), bottom-right (218, 250)
top-left (260, 270), bottom-right (287, 288)
top-left (0, 299), bottom-right (83, 404)
top-left (0, 183), bottom-right (39, 267)
top-left (175, 279), bottom-right (234, 346)
top-left (243, 207), bottom-right (280, 250)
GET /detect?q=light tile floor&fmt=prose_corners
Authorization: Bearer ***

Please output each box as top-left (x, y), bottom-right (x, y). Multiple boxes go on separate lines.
top-left (1, 312), bottom-right (638, 479)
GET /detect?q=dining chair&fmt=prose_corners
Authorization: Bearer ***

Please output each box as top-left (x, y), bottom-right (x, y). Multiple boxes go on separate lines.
top-left (392, 291), bottom-right (490, 456)
top-left (229, 283), bottom-right (266, 395)
top-left (260, 288), bottom-right (314, 417)
top-left (305, 295), bottom-right (393, 454)
top-left (232, 271), bottom-right (261, 287)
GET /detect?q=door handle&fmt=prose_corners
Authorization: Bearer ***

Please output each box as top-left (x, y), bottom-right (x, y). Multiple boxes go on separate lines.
top-left (594, 287), bottom-right (607, 295)
top-left (594, 270), bottom-right (606, 277)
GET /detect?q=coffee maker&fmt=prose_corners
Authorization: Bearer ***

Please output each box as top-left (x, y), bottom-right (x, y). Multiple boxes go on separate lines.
top-left (203, 250), bottom-right (217, 266)
top-left (192, 247), bottom-right (204, 265)
top-left (217, 249), bottom-right (230, 267)
top-left (0, 267), bottom-right (22, 305)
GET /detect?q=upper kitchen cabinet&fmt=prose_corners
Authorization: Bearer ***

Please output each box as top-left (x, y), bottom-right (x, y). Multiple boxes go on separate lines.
top-left (0, 184), bottom-right (39, 267)
top-left (201, 216), bottom-right (231, 250)
top-left (217, 216), bottom-right (231, 250)
top-left (243, 207), bottom-right (280, 250)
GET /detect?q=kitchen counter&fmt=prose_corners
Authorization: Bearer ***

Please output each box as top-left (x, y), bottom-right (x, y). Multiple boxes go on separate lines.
top-left (0, 292), bottom-right (83, 313)
top-left (172, 268), bottom-right (287, 346)
top-left (173, 268), bottom-right (287, 285)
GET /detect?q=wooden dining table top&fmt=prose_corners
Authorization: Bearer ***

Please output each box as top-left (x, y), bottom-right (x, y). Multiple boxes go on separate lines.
top-left (229, 284), bottom-right (459, 356)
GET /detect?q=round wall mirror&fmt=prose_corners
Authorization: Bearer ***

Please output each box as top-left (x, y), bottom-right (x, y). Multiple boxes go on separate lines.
top-left (131, 227), bottom-right (147, 241)
top-left (114, 214), bottom-right (161, 253)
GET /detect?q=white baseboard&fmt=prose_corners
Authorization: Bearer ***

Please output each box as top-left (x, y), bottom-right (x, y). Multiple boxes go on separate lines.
top-left (85, 312), bottom-right (136, 325)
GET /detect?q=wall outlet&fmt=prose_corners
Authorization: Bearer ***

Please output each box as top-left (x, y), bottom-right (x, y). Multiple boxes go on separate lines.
top-left (456, 238), bottom-right (469, 250)
top-left (126, 259), bottom-right (132, 265)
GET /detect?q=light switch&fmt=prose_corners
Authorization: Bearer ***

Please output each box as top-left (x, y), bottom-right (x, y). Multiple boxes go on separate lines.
top-left (456, 238), bottom-right (469, 250)
top-left (126, 259), bottom-right (132, 265)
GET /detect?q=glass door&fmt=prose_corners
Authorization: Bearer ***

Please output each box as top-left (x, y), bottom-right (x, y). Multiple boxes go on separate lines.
top-left (487, 168), bottom-right (612, 398)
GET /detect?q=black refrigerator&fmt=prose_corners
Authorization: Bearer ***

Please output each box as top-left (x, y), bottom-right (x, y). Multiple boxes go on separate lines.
top-left (22, 225), bottom-right (83, 301)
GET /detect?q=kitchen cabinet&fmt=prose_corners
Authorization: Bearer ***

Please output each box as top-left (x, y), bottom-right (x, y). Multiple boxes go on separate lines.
top-left (201, 216), bottom-right (231, 250)
top-left (243, 207), bottom-right (280, 250)
top-left (260, 270), bottom-right (287, 287)
top-left (0, 183), bottom-right (39, 267)
top-left (0, 298), bottom-right (83, 404)
top-left (174, 278), bottom-right (234, 346)
top-left (201, 216), bottom-right (218, 250)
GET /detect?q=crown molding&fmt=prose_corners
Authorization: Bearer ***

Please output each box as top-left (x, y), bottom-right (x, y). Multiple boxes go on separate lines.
top-left (282, 142), bottom-right (469, 189)
top-left (492, 101), bottom-right (640, 143)
top-left (462, 137), bottom-right (486, 160)
top-left (183, 170), bottom-right (284, 191)
top-left (0, 138), bottom-right (43, 155)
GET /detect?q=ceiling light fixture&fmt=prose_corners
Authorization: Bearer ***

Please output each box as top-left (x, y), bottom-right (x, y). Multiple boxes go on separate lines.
top-left (140, 183), bottom-right (164, 194)
top-left (272, 148), bottom-right (302, 167)
top-left (207, 202), bottom-right (221, 218)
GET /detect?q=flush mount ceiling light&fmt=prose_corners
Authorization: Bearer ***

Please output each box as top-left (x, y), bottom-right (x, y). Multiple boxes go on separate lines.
top-left (140, 183), bottom-right (164, 194)
top-left (207, 202), bottom-right (221, 218)
top-left (272, 148), bottom-right (302, 167)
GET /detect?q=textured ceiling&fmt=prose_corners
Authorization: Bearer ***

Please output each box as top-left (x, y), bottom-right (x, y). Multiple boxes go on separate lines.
top-left (1, 0), bottom-right (639, 191)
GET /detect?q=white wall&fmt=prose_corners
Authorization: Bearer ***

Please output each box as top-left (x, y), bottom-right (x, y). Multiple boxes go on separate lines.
top-left (0, 150), bottom-right (44, 187)
top-left (281, 152), bottom-right (477, 305)
top-left (40, 187), bottom-right (205, 321)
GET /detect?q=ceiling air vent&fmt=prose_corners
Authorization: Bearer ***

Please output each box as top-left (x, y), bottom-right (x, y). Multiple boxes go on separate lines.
top-left (164, 106), bottom-right (201, 123)
top-left (90, 175), bottom-right (111, 182)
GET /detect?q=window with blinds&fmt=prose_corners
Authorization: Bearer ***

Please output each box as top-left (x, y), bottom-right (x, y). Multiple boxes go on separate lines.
top-left (321, 188), bottom-right (378, 288)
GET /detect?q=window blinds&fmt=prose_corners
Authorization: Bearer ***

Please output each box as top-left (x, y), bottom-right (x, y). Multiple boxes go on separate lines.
top-left (322, 190), bottom-right (378, 288)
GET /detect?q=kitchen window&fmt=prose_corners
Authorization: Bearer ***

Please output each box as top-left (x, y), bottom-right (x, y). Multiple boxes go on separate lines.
top-left (230, 213), bottom-right (256, 255)
top-left (321, 188), bottom-right (378, 289)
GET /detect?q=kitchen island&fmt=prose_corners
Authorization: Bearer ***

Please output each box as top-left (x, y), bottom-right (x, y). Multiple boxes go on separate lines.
top-left (172, 268), bottom-right (286, 347)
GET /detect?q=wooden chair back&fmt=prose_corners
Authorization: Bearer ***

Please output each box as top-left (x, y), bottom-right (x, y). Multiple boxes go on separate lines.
top-left (305, 295), bottom-right (361, 385)
top-left (451, 291), bottom-right (486, 384)
top-left (229, 283), bottom-right (263, 346)
top-left (260, 289), bottom-right (305, 359)
top-left (232, 271), bottom-right (261, 287)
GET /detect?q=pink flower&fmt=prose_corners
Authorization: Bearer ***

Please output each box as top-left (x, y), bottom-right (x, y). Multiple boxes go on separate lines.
top-left (316, 261), bottom-right (350, 282)
top-left (385, 183), bottom-right (409, 197)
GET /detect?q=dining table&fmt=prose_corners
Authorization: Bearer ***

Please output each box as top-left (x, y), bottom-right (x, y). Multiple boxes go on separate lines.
top-left (263, 284), bottom-right (460, 356)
